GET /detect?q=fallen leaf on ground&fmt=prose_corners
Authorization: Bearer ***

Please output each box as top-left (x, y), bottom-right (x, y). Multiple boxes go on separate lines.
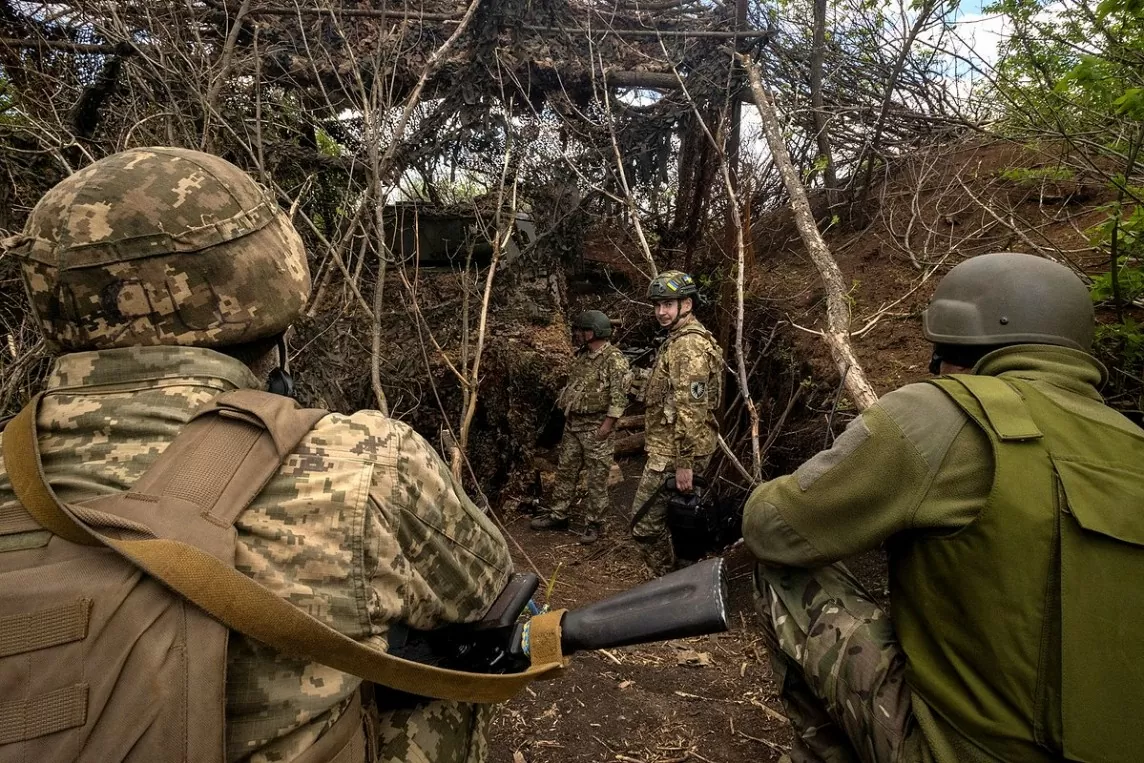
top-left (675, 649), bottom-right (714, 667)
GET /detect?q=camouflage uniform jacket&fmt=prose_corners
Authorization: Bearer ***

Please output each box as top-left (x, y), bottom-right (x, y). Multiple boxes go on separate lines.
top-left (0, 346), bottom-right (512, 763)
top-left (556, 342), bottom-right (630, 430)
top-left (742, 346), bottom-right (1127, 763)
top-left (643, 318), bottom-right (723, 470)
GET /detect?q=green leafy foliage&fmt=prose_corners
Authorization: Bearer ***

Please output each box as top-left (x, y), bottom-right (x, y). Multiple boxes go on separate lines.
top-left (1095, 318), bottom-right (1144, 365)
top-left (1093, 319), bottom-right (1144, 410)
top-left (986, 0), bottom-right (1144, 407)
top-left (314, 127), bottom-right (341, 158)
top-left (1090, 260), bottom-right (1144, 304)
top-left (1088, 203), bottom-right (1144, 304)
top-left (1086, 202), bottom-right (1144, 407)
top-left (986, 0), bottom-right (1144, 137)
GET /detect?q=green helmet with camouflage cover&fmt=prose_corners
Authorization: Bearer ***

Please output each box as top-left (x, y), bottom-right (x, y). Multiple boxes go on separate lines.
top-left (572, 309), bottom-right (613, 338)
top-left (647, 270), bottom-right (698, 302)
top-left (4, 147), bottom-right (311, 352)
top-left (923, 252), bottom-right (1093, 351)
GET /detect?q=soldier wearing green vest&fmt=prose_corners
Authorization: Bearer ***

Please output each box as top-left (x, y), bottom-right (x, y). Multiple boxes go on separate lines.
top-left (743, 252), bottom-right (1144, 763)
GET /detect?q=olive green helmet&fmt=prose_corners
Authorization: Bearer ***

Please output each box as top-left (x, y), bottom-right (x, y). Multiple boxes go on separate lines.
top-left (647, 270), bottom-right (698, 302)
top-left (923, 252), bottom-right (1093, 351)
top-left (572, 309), bottom-right (613, 338)
top-left (3, 147), bottom-right (311, 352)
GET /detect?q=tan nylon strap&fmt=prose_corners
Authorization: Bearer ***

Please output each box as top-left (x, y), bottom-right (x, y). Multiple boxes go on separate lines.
top-left (0, 684), bottom-right (89, 744)
top-left (151, 417), bottom-right (262, 521)
top-left (526, 610), bottom-right (569, 671)
top-left (0, 501), bottom-right (41, 535)
top-left (129, 390), bottom-right (328, 528)
top-left (3, 394), bottom-right (97, 546)
top-left (4, 393), bottom-right (566, 704)
top-left (0, 598), bottom-right (91, 658)
top-left (102, 536), bottom-right (564, 702)
top-left (207, 389), bottom-right (328, 458)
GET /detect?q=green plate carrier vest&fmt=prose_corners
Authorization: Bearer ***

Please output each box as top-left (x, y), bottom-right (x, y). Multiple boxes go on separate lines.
top-left (893, 374), bottom-right (1144, 762)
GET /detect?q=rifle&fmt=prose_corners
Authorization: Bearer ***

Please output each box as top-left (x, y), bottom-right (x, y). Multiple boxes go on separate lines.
top-left (387, 557), bottom-right (729, 675)
top-left (621, 344), bottom-right (658, 367)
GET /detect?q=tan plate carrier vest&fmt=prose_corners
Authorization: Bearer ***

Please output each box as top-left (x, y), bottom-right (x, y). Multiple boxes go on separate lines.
top-left (0, 390), bottom-right (568, 763)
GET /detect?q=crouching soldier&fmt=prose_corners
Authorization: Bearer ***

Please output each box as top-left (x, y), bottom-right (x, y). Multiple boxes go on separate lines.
top-left (744, 253), bottom-right (1144, 763)
top-left (532, 310), bottom-right (630, 544)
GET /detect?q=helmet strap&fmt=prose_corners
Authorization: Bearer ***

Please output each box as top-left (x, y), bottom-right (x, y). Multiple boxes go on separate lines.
top-left (928, 351), bottom-right (943, 376)
top-left (667, 300), bottom-right (693, 332)
top-left (267, 336), bottom-right (296, 398)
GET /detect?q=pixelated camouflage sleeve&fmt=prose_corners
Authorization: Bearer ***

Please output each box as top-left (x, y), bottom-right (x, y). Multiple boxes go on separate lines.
top-left (365, 419), bottom-right (512, 630)
top-left (669, 335), bottom-right (717, 470)
top-left (605, 350), bottom-right (631, 420)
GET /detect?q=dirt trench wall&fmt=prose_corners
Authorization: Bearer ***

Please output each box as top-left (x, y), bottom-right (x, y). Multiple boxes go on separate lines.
top-left (291, 263), bottom-right (574, 500)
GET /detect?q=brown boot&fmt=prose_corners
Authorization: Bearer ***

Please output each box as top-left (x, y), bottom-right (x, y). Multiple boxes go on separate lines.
top-left (530, 515), bottom-right (569, 531)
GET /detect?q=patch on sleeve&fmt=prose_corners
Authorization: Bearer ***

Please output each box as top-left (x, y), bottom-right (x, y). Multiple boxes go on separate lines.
top-left (794, 416), bottom-right (872, 491)
top-left (689, 380), bottom-right (707, 401)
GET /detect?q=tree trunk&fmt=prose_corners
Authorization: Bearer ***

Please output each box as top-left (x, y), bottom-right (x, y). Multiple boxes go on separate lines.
top-left (739, 54), bottom-right (879, 411)
top-left (810, 0), bottom-right (838, 198)
top-left (614, 431), bottom-right (646, 457)
top-left (855, 0), bottom-right (938, 202)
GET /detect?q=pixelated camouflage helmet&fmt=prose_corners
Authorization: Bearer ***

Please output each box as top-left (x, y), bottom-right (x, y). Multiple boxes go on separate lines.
top-left (647, 270), bottom-right (699, 302)
top-left (572, 310), bottom-right (613, 338)
top-left (3, 147), bottom-right (311, 352)
top-left (923, 252), bottom-right (1093, 351)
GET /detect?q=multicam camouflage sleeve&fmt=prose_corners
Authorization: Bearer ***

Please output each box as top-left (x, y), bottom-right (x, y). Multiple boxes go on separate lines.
top-left (606, 350), bottom-right (632, 420)
top-left (668, 336), bottom-right (718, 469)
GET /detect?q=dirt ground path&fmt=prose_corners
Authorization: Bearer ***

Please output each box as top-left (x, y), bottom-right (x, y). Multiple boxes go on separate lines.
top-left (487, 457), bottom-right (795, 763)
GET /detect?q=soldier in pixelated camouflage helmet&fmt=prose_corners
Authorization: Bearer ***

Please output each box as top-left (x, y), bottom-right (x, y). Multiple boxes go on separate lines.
top-left (7, 146), bottom-right (310, 352)
top-left (0, 148), bottom-right (512, 762)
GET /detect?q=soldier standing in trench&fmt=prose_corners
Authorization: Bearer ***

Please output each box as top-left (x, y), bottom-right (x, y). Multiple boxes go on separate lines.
top-left (630, 271), bottom-right (724, 577)
top-left (531, 310), bottom-right (631, 544)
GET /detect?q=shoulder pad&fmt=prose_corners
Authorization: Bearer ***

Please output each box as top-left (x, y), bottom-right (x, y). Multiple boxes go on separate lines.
top-left (675, 322), bottom-right (715, 340)
top-left (670, 325), bottom-right (719, 351)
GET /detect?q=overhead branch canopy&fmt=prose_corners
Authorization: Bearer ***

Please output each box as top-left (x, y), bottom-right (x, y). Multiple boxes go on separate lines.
top-left (0, 0), bottom-right (968, 256)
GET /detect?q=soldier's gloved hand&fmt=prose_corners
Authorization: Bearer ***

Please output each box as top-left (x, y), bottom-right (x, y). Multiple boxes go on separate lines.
top-left (675, 467), bottom-right (694, 493)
